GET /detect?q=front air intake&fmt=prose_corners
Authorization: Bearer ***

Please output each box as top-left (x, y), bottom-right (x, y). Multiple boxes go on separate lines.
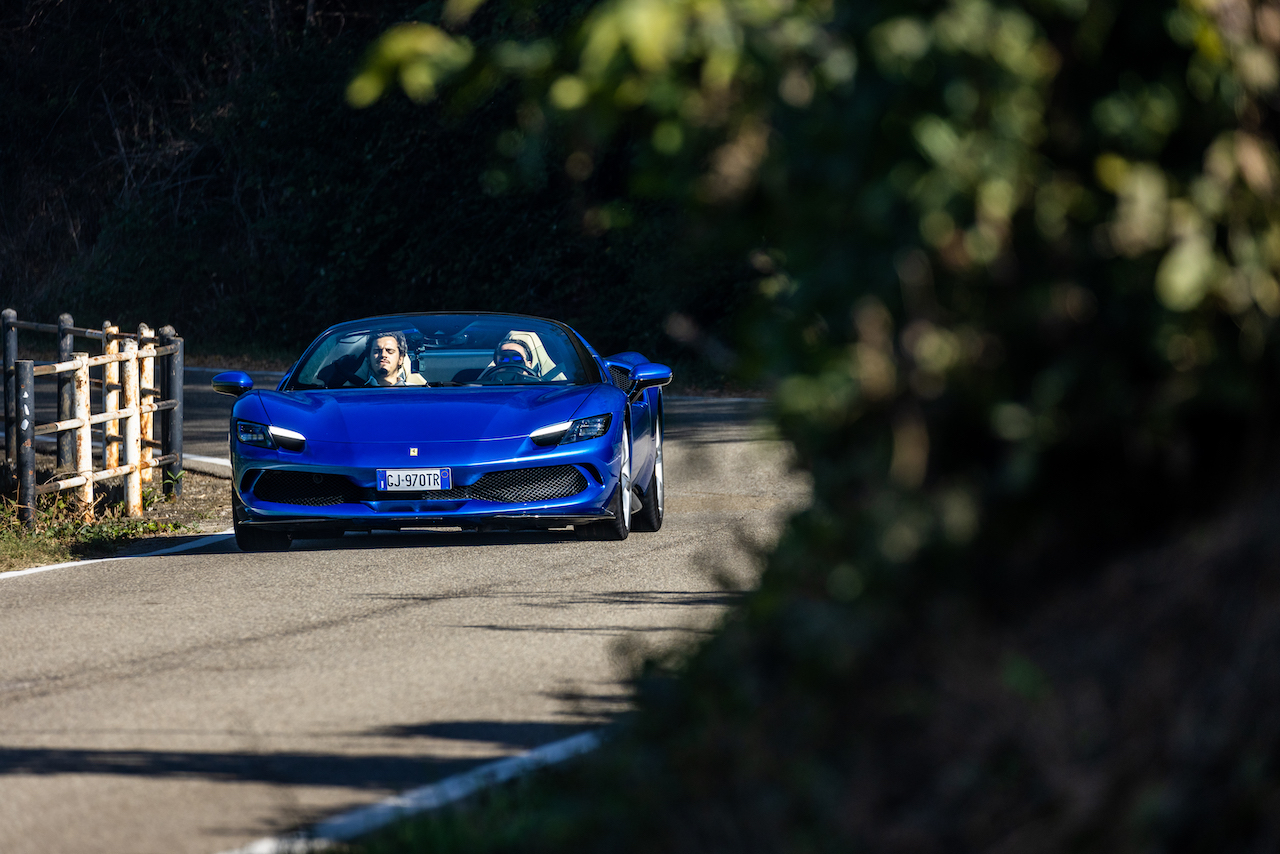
top-left (408, 466), bottom-right (588, 503)
top-left (252, 471), bottom-right (362, 506)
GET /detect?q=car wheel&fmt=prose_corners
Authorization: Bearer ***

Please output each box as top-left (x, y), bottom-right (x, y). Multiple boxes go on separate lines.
top-left (634, 416), bottom-right (664, 532)
top-left (232, 487), bottom-right (292, 552)
top-left (577, 422), bottom-right (631, 541)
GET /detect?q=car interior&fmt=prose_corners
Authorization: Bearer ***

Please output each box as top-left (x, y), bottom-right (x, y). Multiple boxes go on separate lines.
top-left (293, 322), bottom-right (581, 389)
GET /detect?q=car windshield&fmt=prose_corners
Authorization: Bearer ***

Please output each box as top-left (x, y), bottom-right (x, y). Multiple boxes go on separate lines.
top-left (286, 314), bottom-right (594, 390)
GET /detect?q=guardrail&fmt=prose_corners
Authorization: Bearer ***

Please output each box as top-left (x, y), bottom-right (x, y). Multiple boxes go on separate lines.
top-left (3, 310), bottom-right (184, 526)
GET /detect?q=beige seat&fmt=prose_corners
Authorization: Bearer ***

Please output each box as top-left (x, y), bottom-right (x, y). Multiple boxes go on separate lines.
top-left (492, 330), bottom-right (565, 380)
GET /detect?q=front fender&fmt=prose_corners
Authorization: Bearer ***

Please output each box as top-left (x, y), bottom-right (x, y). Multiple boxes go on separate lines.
top-left (230, 391), bottom-right (271, 427)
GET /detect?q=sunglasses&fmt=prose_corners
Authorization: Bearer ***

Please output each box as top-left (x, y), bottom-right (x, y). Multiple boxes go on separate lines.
top-left (497, 350), bottom-right (528, 364)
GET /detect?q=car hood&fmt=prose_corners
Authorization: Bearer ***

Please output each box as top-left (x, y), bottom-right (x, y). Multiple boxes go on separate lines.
top-left (255, 385), bottom-right (600, 444)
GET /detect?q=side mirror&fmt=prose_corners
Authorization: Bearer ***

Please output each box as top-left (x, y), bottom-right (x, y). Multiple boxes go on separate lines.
top-left (629, 363), bottom-right (672, 399)
top-left (212, 371), bottom-right (254, 397)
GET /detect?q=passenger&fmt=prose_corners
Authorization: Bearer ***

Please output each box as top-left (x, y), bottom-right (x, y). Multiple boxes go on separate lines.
top-left (365, 331), bottom-right (424, 386)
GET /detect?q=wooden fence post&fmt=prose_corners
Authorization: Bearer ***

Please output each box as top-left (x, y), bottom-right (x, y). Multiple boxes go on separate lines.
top-left (138, 323), bottom-right (154, 484)
top-left (16, 359), bottom-right (35, 528)
top-left (73, 352), bottom-right (93, 522)
top-left (122, 337), bottom-right (142, 517)
top-left (102, 323), bottom-right (120, 471)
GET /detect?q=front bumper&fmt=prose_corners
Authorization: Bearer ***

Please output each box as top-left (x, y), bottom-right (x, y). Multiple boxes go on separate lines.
top-left (232, 431), bottom-right (623, 531)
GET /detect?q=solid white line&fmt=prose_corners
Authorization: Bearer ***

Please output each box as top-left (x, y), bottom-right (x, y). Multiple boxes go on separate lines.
top-left (0, 529), bottom-right (235, 581)
top-left (217, 729), bottom-right (603, 854)
top-left (184, 452), bottom-right (231, 467)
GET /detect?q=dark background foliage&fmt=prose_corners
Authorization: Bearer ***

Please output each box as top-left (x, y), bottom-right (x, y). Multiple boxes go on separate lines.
top-left (0, 0), bottom-right (744, 368)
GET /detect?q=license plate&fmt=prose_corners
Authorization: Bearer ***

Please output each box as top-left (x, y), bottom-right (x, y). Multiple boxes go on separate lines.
top-left (377, 468), bottom-right (452, 491)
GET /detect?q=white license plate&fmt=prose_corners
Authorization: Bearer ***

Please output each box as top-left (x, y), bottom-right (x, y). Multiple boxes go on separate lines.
top-left (377, 468), bottom-right (452, 491)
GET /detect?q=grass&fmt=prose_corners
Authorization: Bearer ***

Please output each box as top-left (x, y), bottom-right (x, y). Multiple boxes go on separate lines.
top-left (0, 490), bottom-right (190, 573)
top-left (351, 766), bottom-right (569, 854)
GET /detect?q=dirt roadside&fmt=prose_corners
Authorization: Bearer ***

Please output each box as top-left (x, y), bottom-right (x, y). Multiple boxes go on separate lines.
top-left (93, 469), bottom-right (235, 559)
top-left (140, 469), bottom-right (234, 535)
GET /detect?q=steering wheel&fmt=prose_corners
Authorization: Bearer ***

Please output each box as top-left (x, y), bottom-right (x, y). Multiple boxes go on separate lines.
top-left (480, 363), bottom-right (539, 382)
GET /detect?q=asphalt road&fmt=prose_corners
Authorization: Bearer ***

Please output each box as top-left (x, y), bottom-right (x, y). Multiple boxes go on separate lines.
top-left (0, 372), bottom-right (806, 853)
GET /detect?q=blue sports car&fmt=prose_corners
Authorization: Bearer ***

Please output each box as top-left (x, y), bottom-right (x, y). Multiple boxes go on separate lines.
top-left (212, 312), bottom-right (671, 552)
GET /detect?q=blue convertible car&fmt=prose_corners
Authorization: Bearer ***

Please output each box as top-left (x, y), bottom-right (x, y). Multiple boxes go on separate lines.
top-left (212, 312), bottom-right (671, 551)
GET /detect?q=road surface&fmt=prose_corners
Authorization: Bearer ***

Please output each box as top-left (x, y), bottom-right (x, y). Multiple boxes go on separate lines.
top-left (0, 372), bottom-right (805, 853)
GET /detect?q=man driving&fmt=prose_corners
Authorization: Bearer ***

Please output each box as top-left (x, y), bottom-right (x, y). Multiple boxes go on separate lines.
top-left (493, 337), bottom-right (536, 372)
top-left (365, 330), bottom-right (423, 386)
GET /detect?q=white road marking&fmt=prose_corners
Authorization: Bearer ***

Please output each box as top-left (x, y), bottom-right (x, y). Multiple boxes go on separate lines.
top-left (218, 729), bottom-right (603, 854)
top-left (0, 530), bottom-right (235, 581)
top-left (185, 452), bottom-right (231, 467)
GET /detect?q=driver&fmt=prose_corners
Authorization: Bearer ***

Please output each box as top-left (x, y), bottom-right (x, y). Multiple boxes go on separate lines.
top-left (492, 337), bottom-right (540, 377)
top-left (365, 331), bottom-right (425, 386)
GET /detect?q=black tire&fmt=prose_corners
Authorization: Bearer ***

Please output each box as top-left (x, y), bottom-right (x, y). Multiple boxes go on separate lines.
top-left (576, 423), bottom-right (631, 541)
top-left (232, 488), bottom-right (292, 552)
top-left (633, 416), bottom-right (664, 532)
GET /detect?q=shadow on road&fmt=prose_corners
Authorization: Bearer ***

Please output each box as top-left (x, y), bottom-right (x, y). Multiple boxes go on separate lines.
top-left (121, 528), bottom-right (608, 560)
top-left (0, 719), bottom-right (605, 792)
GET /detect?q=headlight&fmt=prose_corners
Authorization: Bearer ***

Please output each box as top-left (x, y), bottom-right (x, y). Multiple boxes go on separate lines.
top-left (563, 414), bottom-right (611, 443)
top-left (235, 420), bottom-right (306, 451)
top-left (236, 420), bottom-right (274, 448)
top-left (530, 414), bottom-right (612, 446)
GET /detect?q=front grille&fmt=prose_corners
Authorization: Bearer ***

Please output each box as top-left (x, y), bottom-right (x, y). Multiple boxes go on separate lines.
top-left (609, 365), bottom-right (633, 393)
top-left (250, 465), bottom-right (588, 507)
top-left (252, 470), bottom-right (363, 506)
top-left (469, 466), bottom-right (588, 502)
top-left (392, 465), bottom-right (588, 503)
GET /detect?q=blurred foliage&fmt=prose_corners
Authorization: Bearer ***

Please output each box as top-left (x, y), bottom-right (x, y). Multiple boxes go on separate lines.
top-left (352, 0), bottom-right (1280, 849)
top-left (0, 0), bottom-right (746, 373)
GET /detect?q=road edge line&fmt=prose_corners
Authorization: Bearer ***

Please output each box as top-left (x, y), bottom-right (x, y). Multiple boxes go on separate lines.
top-left (219, 729), bottom-right (604, 854)
top-left (0, 529), bottom-right (235, 581)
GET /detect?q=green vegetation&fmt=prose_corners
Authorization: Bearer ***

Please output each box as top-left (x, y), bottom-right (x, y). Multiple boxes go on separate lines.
top-left (0, 491), bottom-right (188, 574)
top-left (345, 0), bottom-right (1280, 850)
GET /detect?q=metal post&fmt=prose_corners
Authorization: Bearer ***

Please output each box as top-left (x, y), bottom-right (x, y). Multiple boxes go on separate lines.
top-left (17, 359), bottom-right (35, 528)
top-left (3, 308), bottom-right (15, 490)
top-left (159, 326), bottom-right (183, 498)
top-left (138, 323), bottom-right (154, 484)
top-left (122, 337), bottom-right (142, 517)
top-left (57, 312), bottom-right (74, 471)
top-left (102, 322), bottom-right (120, 471)
top-left (73, 352), bottom-right (94, 521)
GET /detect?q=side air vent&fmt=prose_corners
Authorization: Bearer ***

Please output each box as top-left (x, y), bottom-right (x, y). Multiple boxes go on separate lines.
top-left (608, 365), bottom-right (634, 393)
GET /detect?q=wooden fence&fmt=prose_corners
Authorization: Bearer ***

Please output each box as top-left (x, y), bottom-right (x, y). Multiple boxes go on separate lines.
top-left (3, 310), bottom-right (184, 526)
